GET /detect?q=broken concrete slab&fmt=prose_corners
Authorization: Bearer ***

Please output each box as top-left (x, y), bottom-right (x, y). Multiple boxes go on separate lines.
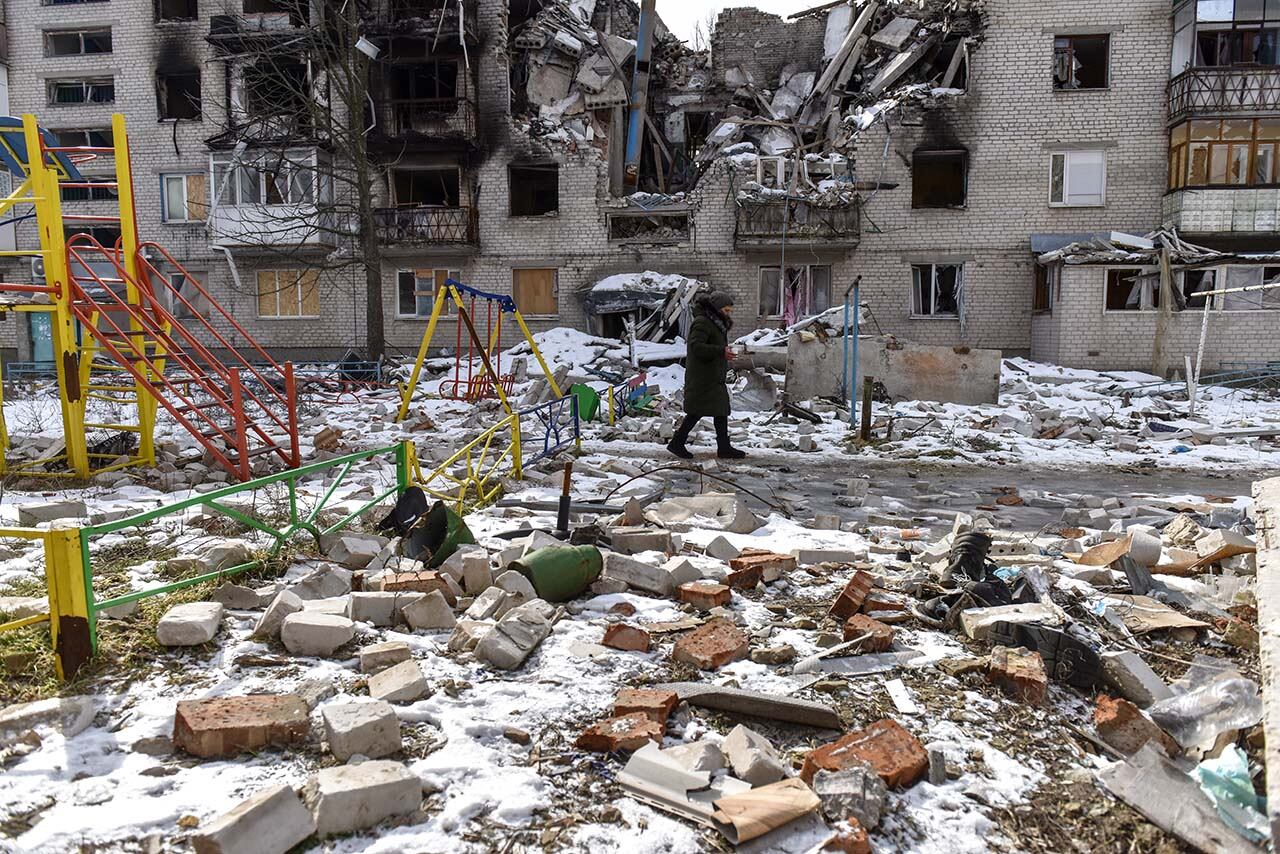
top-left (167, 541), bottom-right (253, 575)
top-left (280, 612), bottom-right (355, 657)
top-left (646, 493), bottom-right (762, 535)
top-left (173, 695), bottom-right (309, 759)
top-left (210, 582), bottom-right (263, 610)
top-left (705, 535), bottom-right (741, 561)
top-left (609, 526), bottom-right (674, 555)
top-left (1101, 650), bottom-right (1173, 708)
top-left (288, 566), bottom-right (353, 601)
top-left (322, 701), bottom-right (401, 761)
top-left (959, 602), bottom-right (1062, 641)
top-left (0, 696), bottom-right (96, 746)
top-left (812, 765), bottom-right (888, 830)
top-left (156, 601), bottom-right (224, 646)
top-left (367, 659), bottom-right (430, 704)
top-left (193, 784), bottom-right (316, 854)
top-left (723, 724), bottom-right (789, 785)
top-left (474, 599), bottom-right (555, 670)
top-left (348, 591), bottom-right (426, 627)
top-left (464, 587), bottom-right (509, 621)
top-left (304, 760), bottom-right (421, 837)
top-left (325, 534), bottom-right (387, 569)
top-left (662, 740), bottom-right (726, 774)
top-left (660, 683), bottom-right (842, 729)
top-left (602, 551), bottom-right (674, 595)
top-left (16, 499), bottom-right (86, 526)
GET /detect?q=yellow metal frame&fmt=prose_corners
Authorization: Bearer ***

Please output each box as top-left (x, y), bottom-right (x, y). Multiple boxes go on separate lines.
top-left (0, 113), bottom-right (161, 481)
top-left (396, 281), bottom-right (565, 422)
top-left (0, 522), bottom-right (89, 680)
top-left (408, 411), bottom-right (523, 513)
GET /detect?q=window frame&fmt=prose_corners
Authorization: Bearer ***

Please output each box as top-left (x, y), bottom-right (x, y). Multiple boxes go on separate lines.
top-left (155, 0), bottom-right (199, 21)
top-left (757, 264), bottom-right (833, 319)
top-left (1049, 149), bottom-right (1107, 207)
top-left (44, 28), bottom-right (112, 57)
top-left (60, 175), bottom-right (116, 203)
top-left (1104, 267), bottom-right (1156, 312)
top-left (396, 268), bottom-right (461, 319)
top-left (911, 148), bottom-right (968, 209)
top-left (1169, 118), bottom-right (1280, 189)
top-left (1052, 33), bottom-right (1111, 90)
top-left (508, 164), bottom-right (559, 217)
top-left (165, 269), bottom-right (210, 319)
top-left (48, 77), bottom-right (115, 106)
top-left (161, 172), bottom-right (208, 223)
top-left (511, 267), bottom-right (559, 316)
top-left (1033, 263), bottom-right (1057, 314)
top-left (211, 151), bottom-right (320, 208)
top-left (157, 70), bottom-right (202, 121)
top-left (256, 268), bottom-right (320, 319)
top-left (911, 263), bottom-right (964, 318)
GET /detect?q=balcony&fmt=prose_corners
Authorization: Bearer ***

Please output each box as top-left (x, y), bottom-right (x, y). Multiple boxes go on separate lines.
top-left (1163, 187), bottom-right (1280, 235)
top-left (209, 205), bottom-right (337, 248)
top-left (373, 98), bottom-right (477, 144)
top-left (734, 200), bottom-right (860, 247)
top-left (361, 0), bottom-right (479, 41)
top-left (1168, 67), bottom-right (1280, 124)
top-left (373, 206), bottom-right (477, 247)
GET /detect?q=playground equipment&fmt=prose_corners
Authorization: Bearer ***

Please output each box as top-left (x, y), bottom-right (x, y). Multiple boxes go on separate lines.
top-left (396, 278), bottom-right (564, 420)
top-left (0, 114), bottom-right (299, 481)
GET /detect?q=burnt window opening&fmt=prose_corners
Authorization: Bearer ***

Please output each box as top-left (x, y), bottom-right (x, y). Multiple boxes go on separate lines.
top-left (243, 0), bottom-right (306, 26)
top-left (509, 164), bottom-right (558, 216)
top-left (61, 179), bottom-right (117, 202)
top-left (1181, 269), bottom-right (1215, 310)
top-left (912, 149), bottom-right (967, 208)
top-left (388, 61), bottom-right (459, 106)
top-left (912, 264), bottom-right (962, 317)
top-left (156, 0), bottom-right (197, 20)
top-left (45, 29), bottom-right (112, 56)
top-left (54, 127), bottom-right (114, 147)
top-left (1054, 34), bottom-right (1109, 89)
top-left (608, 212), bottom-right (690, 242)
top-left (245, 62), bottom-right (309, 123)
top-left (392, 168), bottom-right (460, 206)
top-left (683, 112), bottom-right (713, 161)
top-left (158, 71), bottom-right (201, 120)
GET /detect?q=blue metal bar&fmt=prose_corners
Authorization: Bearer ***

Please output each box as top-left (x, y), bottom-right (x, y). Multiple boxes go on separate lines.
top-left (444, 278), bottom-right (516, 313)
top-left (849, 280), bottom-right (860, 428)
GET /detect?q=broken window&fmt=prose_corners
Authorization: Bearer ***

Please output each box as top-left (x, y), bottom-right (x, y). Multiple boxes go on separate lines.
top-left (1049, 150), bottom-right (1105, 206)
top-left (912, 149), bottom-right (967, 208)
top-left (45, 28), bottom-right (112, 56)
top-left (512, 268), bottom-right (558, 315)
top-left (244, 61), bottom-right (309, 124)
top-left (156, 0), bottom-right (197, 20)
top-left (1104, 268), bottom-right (1154, 311)
top-left (388, 61), bottom-right (459, 102)
top-left (49, 78), bottom-right (114, 105)
top-left (391, 168), bottom-right (460, 207)
top-left (257, 269), bottom-right (319, 317)
top-left (758, 265), bottom-right (832, 319)
top-left (1222, 265), bottom-right (1280, 309)
top-left (1053, 35), bottom-right (1109, 89)
top-left (1180, 269), bottom-right (1216, 309)
top-left (509, 165), bottom-right (558, 216)
top-left (157, 71), bottom-right (201, 120)
top-left (214, 155), bottom-right (315, 207)
top-left (912, 264), bottom-right (962, 317)
top-left (162, 173), bottom-right (208, 222)
top-left (53, 128), bottom-right (114, 147)
top-left (607, 211), bottom-right (690, 242)
top-left (166, 270), bottom-right (210, 319)
top-left (61, 177), bottom-right (117, 202)
top-left (397, 269), bottom-right (459, 318)
top-left (1171, 118), bottom-right (1280, 188)
top-left (1033, 264), bottom-right (1055, 313)
top-left (65, 225), bottom-right (120, 245)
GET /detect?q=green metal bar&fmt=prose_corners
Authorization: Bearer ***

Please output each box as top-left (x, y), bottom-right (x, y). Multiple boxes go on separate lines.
top-left (288, 479), bottom-right (298, 527)
top-left (395, 441), bottom-right (409, 493)
top-left (319, 483), bottom-right (399, 536)
top-left (80, 530), bottom-right (97, 652)
top-left (93, 559), bottom-right (260, 611)
top-left (206, 500), bottom-right (288, 542)
top-left (81, 444), bottom-right (402, 537)
top-left (304, 460), bottom-right (355, 525)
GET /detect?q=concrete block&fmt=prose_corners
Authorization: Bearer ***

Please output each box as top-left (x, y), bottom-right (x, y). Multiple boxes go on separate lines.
top-left (403, 590), bottom-right (456, 631)
top-left (304, 760), bottom-right (421, 837)
top-left (495, 569), bottom-right (537, 601)
top-left (662, 556), bottom-right (702, 587)
top-left (959, 602), bottom-right (1062, 641)
top-left (210, 582), bottom-right (262, 610)
top-left (704, 535), bottom-right (741, 561)
top-left (288, 567), bottom-right (353, 600)
top-left (602, 551), bottom-right (673, 595)
top-left (0, 697), bottom-right (95, 746)
top-left (301, 597), bottom-right (350, 616)
top-left (723, 724), bottom-right (789, 785)
top-left (157, 602), bottom-right (224, 646)
top-left (253, 590), bottom-right (304, 639)
top-left (322, 701), bottom-right (401, 761)
top-left (193, 784), bottom-right (316, 854)
top-left (348, 592), bottom-right (426, 626)
top-left (325, 534), bottom-right (386, 569)
top-left (464, 587), bottom-right (509, 620)
top-left (475, 599), bottom-right (555, 670)
top-left (280, 612), bottom-right (354, 657)
top-left (447, 619), bottom-right (494, 652)
top-left (461, 557), bottom-right (494, 595)
top-left (609, 527), bottom-right (673, 555)
top-left (367, 660), bottom-right (430, 704)
top-left (358, 641), bottom-right (411, 674)
top-left (16, 500), bottom-right (86, 525)
top-left (812, 766), bottom-right (888, 830)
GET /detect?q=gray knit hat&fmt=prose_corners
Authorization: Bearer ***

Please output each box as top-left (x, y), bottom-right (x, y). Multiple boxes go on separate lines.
top-left (705, 291), bottom-right (735, 310)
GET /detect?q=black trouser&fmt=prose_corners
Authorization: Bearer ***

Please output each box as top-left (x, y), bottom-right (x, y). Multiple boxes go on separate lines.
top-left (673, 414), bottom-right (730, 449)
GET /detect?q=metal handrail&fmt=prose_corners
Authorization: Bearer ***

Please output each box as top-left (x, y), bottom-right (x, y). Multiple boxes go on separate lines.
top-left (1168, 66), bottom-right (1280, 122)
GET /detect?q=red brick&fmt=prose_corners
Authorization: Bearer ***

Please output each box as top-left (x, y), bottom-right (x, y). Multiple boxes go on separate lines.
top-left (574, 713), bottom-right (662, 753)
top-left (173, 695), bottom-right (309, 759)
top-left (729, 552), bottom-right (797, 580)
top-left (678, 582), bottom-right (731, 610)
top-left (821, 820), bottom-right (871, 854)
top-left (671, 617), bottom-right (749, 670)
top-left (602, 623), bottom-right (652, 653)
top-left (801, 719), bottom-right (927, 789)
top-left (987, 646), bottom-right (1047, 706)
top-left (725, 564), bottom-right (764, 589)
top-left (608, 602), bottom-right (637, 617)
top-left (383, 571), bottom-right (456, 606)
top-left (829, 571), bottom-right (875, 620)
top-left (862, 592), bottom-right (907, 613)
top-left (614, 688), bottom-right (679, 726)
top-left (1094, 695), bottom-right (1180, 757)
top-left (842, 614), bottom-right (894, 652)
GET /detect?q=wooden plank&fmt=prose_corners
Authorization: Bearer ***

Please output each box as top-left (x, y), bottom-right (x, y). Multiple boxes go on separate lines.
top-left (809, 0), bottom-right (879, 101)
top-left (186, 172), bottom-right (208, 220)
top-left (256, 270), bottom-right (275, 316)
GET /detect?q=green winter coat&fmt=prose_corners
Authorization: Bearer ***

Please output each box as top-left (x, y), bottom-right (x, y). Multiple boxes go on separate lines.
top-left (683, 315), bottom-right (730, 417)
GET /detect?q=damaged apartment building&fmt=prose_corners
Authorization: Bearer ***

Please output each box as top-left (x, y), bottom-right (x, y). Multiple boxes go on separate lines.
top-left (0, 0), bottom-right (1278, 373)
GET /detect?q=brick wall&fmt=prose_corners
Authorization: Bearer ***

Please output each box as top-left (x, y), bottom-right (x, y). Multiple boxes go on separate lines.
top-left (711, 7), bottom-right (826, 88)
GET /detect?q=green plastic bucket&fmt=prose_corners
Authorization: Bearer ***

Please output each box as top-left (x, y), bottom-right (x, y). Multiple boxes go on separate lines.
top-left (512, 545), bottom-right (603, 602)
top-left (568, 383), bottom-right (601, 422)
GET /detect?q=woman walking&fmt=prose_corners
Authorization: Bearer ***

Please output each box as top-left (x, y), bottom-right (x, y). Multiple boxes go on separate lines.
top-left (666, 291), bottom-right (746, 459)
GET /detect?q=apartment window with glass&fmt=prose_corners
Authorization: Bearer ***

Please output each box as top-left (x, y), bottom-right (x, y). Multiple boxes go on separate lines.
top-left (1169, 118), bottom-right (1280, 188)
top-left (257, 269), bottom-right (319, 318)
top-left (44, 29), bottom-right (111, 56)
top-left (213, 159), bottom-right (315, 206)
top-left (758, 265), bottom-right (831, 318)
top-left (911, 264), bottom-right (962, 317)
top-left (1053, 34), bottom-right (1109, 89)
top-left (49, 78), bottom-right (114, 105)
top-left (162, 173), bottom-right (208, 222)
top-left (1049, 150), bottom-right (1105, 206)
top-left (396, 269), bottom-right (460, 318)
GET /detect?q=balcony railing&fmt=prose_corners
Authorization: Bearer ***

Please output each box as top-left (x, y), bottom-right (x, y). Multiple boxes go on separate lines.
top-left (734, 199), bottom-right (860, 245)
top-left (1168, 67), bottom-right (1280, 123)
top-left (374, 97), bottom-right (476, 142)
top-left (373, 206), bottom-right (477, 246)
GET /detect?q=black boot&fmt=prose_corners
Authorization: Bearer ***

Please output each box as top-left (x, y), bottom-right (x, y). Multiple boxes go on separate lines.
top-left (713, 416), bottom-right (746, 459)
top-left (666, 439), bottom-right (694, 459)
top-left (668, 415), bottom-right (697, 459)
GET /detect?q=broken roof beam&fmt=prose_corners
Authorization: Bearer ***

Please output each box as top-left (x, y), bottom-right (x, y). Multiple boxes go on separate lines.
top-left (787, 0), bottom-right (851, 20)
top-left (867, 34), bottom-right (940, 96)
top-left (807, 0), bottom-right (879, 106)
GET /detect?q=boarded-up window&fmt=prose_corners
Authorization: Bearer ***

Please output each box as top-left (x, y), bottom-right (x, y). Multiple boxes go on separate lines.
top-left (257, 269), bottom-right (319, 317)
top-left (512, 268), bottom-right (557, 315)
top-left (162, 173), bottom-right (207, 221)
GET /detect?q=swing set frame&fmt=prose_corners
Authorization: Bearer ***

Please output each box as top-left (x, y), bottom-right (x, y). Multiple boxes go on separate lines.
top-left (396, 278), bottom-right (564, 421)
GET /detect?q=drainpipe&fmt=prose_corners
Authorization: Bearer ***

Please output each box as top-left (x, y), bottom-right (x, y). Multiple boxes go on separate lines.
top-left (622, 0), bottom-right (656, 188)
